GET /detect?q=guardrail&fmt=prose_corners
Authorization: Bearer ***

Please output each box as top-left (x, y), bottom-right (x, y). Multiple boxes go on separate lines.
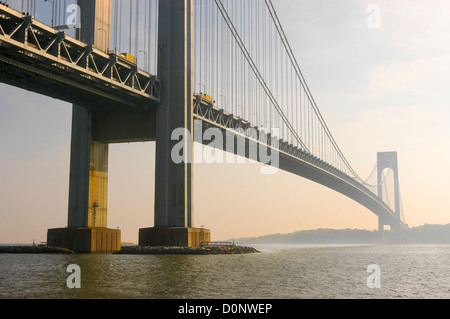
top-left (201, 241), bottom-right (235, 247)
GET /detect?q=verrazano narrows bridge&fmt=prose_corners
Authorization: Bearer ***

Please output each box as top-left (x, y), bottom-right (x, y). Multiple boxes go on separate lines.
top-left (0, 0), bottom-right (407, 253)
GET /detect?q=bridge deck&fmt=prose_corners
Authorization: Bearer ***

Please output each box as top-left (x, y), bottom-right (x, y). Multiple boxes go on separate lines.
top-left (0, 3), bottom-right (160, 111)
top-left (193, 97), bottom-right (405, 228)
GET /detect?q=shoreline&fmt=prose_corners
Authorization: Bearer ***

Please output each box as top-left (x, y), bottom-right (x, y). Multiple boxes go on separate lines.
top-left (0, 246), bottom-right (75, 254)
top-left (114, 245), bottom-right (260, 255)
top-left (0, 245), bottom-right (260, 255)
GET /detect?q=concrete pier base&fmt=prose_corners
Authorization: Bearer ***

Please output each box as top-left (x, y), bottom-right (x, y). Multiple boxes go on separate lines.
top-left (47, 227), bottom-right (121, 253)
top-left (139, 227), bottom-right (211, 248)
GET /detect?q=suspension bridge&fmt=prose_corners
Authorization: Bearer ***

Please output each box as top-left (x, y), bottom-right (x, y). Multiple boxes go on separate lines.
top-left (0, 0), bottom-right (407, 253)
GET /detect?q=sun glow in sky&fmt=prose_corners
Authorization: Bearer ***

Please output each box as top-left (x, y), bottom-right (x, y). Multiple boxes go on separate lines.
top-left (1, 0), bottom-right (450, 243)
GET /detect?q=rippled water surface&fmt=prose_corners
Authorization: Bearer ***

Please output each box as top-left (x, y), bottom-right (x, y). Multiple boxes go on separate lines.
top-left (1, 244), bottom-right (449, 299)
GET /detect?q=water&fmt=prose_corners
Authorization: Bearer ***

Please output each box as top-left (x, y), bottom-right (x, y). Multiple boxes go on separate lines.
top-left (0, 244), bottom-right (449, 299)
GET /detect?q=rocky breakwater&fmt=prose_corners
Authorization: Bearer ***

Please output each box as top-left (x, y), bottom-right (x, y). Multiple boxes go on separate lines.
top-left (0, 246), bottom-right (75, 254)
top-left (114, 245), bottom-right (260, 255)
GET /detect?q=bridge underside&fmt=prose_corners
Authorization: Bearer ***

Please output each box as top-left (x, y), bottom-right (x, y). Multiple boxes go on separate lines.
top-left (0, 52), bottom-right (157, 112)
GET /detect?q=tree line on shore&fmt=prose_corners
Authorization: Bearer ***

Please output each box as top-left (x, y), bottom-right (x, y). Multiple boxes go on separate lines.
top-left (233, 224), bottom-right (450, 245)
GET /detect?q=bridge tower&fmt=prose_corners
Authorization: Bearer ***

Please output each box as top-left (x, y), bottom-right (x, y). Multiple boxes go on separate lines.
top-left (47, 0), bottom-right (209, 251)
top-left (47, 0), bottom-right (156, 252)
top-left (47, 0), bottom-right (121, 253)
top-left (377, 151), bottom-right (401, 240)
top-left (139, 0), bottom-right (210, 247)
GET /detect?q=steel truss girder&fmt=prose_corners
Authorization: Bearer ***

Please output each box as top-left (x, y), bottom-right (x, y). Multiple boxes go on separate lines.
top-left (0, 3), bottom-right (160, 110)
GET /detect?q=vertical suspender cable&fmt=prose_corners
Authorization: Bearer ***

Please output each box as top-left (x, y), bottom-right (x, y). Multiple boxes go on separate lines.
top-left (135, 0), bottom-right (139, 59)
top-left (143, 0), bottom-right (147, 71)
top-left (129, 0), bottom-right (132, 53)
top-left (55, 0), bottom-right (59, 27)
top-left (199, 0), bottom-right (202, 94)
top-left (265, 0), bottom-right (365, 179)
top-left (118, 0), bottom-right (122, 52)
top-left (150, 0), bottom-right (153, 73)
top-left (214, 0), bottom-right (309, 152)
top-left (114, 0), bottom-right (118, 51)
top-left (216, 1), bottom-right (219, 105)
top-left (64, 0), bottom-right (67, 27)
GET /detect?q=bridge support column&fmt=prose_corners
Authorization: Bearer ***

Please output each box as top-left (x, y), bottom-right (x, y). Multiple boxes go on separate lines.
top-left (139, 0), bottom-right (208, 247)
top-left (378, 217), bottom-right (385, 242)
top-left (377, 152), bottom-right (401, 220)
top-left (377, 152), bottom-right (402, 243)
top-left (47, 0), bottom-right (120, 253)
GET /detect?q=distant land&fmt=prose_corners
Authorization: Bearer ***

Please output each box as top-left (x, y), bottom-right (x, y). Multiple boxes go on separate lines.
top-left (230, 224), bottom-right (450, 245)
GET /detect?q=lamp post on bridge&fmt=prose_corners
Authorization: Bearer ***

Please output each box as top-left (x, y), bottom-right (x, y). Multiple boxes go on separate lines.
top-left (220, 94), bottom-right (227, 111)
top-left (44, 0), bottom-right (55, 27)
top-left (139, 50), bottom-right (148, 71)
top-left (198, 83), bottom-right (206, 94)
top-left (237, 105), bottom-right (244, 118)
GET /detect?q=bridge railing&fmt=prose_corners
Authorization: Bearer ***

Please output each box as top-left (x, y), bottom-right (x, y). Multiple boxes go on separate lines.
top-left (200, 241), bottom-right (235, 247)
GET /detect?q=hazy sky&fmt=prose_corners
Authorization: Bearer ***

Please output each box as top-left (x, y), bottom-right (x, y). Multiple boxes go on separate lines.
top-left (1, 0), bottom-right (450, 243)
